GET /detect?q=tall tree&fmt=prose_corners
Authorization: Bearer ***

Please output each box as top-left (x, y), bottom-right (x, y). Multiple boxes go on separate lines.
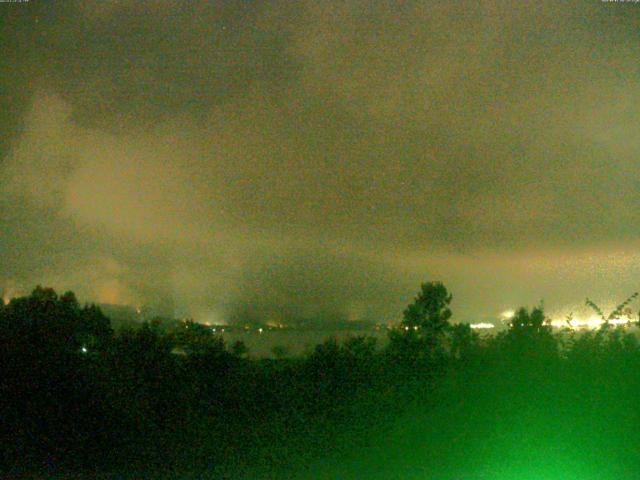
top-left (388, 281), bottom-right (453, 364)
top-left (504, 306), bottom-right (556, 361)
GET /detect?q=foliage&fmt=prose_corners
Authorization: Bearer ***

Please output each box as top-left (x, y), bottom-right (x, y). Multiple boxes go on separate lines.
top-left (501, 305), bottom-right (557, 361)
top-left (3, 284), bottom-right (640, 479)
top-left (388, 281), bottom-right (452, 365)
top-left (586, 292), bottom-right (639, 324)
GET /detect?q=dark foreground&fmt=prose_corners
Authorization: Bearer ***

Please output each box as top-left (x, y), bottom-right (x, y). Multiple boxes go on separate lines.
top-left (2, 285), bottom-right (640, 479)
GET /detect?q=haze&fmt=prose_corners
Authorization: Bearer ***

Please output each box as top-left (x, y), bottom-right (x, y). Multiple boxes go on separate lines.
top-left (2, 1), bottom-right (639, 324)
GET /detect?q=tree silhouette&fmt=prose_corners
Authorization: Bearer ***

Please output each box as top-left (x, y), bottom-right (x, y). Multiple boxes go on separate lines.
top-left (77, 303), bottom-right (113, 350)
top-left (388, 281), bottom-right (452, 365)
top-left (503, 305), bottom-right (556, 361)
top-left (271, 345), bottom-right (290, 359)
top-left (448, 322), bottom-right (479, 362)
top-left (585, 292), bottom-right (639, 327)
top-left (231, 339), bottom-right (249, 357)
top-left (173, 319), bottom-right (225, 356)
top-left (0, 287), bottom-right (115, 355)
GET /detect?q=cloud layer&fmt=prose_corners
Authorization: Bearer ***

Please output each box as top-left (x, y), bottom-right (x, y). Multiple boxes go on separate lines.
top-left (2, 1), bottom-right (640, 322)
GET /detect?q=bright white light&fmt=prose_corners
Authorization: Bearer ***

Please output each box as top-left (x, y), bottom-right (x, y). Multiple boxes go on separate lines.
top-left (610, 318), bottom-right (633, 325)
top-left (258, 328), bottom-right (263, 333)
top-left (500, 310), bottom-right (515, 320)
top-left (470, 322), bottom-right (495, 330)
top-left (81, 346), bottom-right (88, 353)
top-left (549, 315), bottom-right (634, 330)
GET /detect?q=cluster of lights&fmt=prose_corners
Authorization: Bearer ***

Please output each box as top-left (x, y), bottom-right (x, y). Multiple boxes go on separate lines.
top-left (208, 326), bottom-right (269, 333)
top-left (466, 308), bottom-right (637, 332)
top-left (548, 316), bottom-right (634, 330)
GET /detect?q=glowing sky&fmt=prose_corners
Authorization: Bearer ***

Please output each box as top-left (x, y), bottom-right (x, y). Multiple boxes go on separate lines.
top-left (1, 1), bottom-right (640, 323)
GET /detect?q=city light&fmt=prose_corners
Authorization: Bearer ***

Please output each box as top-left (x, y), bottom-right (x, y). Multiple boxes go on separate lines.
top-left (470, 323), bottom-right (495, 330)
top-left (548, 315), bottom-right (634, 330)
top-left (500, 310), bottom-right (515, 321)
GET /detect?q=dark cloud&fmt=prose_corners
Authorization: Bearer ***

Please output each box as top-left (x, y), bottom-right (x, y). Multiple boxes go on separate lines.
top-left (2, 1), bottom-right (640, 323)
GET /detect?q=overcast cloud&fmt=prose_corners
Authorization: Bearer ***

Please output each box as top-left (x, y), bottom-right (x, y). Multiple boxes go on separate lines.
top-left (2, 0), bottom-right (640, 323)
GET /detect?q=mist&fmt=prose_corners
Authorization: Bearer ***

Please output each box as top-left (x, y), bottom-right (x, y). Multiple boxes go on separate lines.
top-left (2, 0), bottom-right (640, 323)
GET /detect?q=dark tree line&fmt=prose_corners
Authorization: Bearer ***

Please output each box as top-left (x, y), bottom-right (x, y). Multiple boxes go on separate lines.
top-left (2, 283), bottom-right (640, 479)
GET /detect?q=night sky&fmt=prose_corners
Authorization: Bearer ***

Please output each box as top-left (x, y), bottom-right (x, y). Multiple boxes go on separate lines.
top-left (2, 1), bottom-right (640, 324)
